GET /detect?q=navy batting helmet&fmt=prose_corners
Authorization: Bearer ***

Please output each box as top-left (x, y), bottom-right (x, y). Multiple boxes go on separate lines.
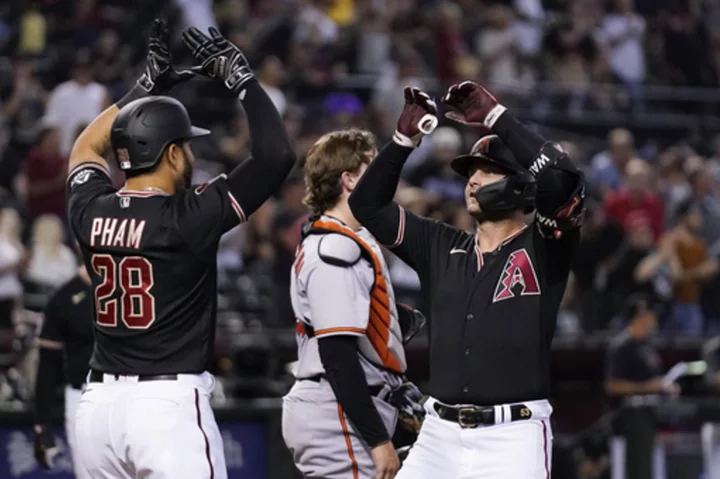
top-left (450, 135), bottom-right (536, 214)
top-left (110, 96), bottom-right (210, 172)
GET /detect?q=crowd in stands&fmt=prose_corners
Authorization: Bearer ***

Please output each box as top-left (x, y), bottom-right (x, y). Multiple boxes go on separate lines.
top-left (1, 0), bottom-right (720, 361)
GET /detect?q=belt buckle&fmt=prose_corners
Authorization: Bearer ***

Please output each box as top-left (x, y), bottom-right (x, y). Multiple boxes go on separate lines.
top-left (457, 407), bottom-right (479, 429)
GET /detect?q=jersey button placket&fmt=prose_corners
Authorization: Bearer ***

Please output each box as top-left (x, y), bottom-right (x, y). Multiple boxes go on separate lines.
top-left (466, 313), bottom-right (474, 320)
top-left (463, 385), bottom-right (469, 393)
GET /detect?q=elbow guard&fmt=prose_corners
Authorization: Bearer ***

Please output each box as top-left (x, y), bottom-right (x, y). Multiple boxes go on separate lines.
top-left (535, 180), bottom-right (586, 239)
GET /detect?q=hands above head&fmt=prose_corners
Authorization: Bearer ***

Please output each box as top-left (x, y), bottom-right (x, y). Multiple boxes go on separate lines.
top-left (394, 87), bottom-right (439, 148)
top-left (182, 26), bottom-right (255, 97)
top-left (138, 19), bottom-right (195, 95)
top-left (442, 81), bottom-right (507, 129)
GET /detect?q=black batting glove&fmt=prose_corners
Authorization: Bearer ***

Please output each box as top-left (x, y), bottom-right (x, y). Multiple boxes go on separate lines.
top-left (394, 87), bottom-right (438, 148)
top-left (33, 425), bottom-right (59, 470)
top-left (182, 26), bottom-right (255, 97)
top-left (138, 19), bottom-right (195, 94)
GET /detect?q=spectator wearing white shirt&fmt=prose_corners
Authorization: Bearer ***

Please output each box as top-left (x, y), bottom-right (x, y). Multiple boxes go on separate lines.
top-left (43, 51), bottom-right (110, 157)
top-left (0, 208), bottom-right (25, 329)
top-left (24, 215), bottom-right (75, 293)
top-left (596, 0), bottom-right (646, 106)
top-left (476, 5), bottom-right (524, 92)
top-left (257, 56), bottom-right (287, 117)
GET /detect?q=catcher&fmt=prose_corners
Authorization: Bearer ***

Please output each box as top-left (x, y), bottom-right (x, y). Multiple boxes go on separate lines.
top-left (282, 128), bottom-right (427, 479)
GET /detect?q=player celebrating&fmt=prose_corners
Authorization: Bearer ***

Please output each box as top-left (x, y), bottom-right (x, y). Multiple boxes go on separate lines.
top-left (33, 264), bottom-right (93, 473)
top-left (283, 129), bottom-right (426, 479)
top-left (349, 83), bottom-right (585, 478)
top-left (67, 21), bottom-right (295, 478)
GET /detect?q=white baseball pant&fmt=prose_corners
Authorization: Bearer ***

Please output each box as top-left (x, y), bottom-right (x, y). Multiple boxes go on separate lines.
top-left (74, 371), bottom-right (226, 479)
top-left (703, 422), bottom-right (720, 479)
top-left (65, 385), bottom-right (83, 473)
top-left (396, 397), bottom-right (553, 479)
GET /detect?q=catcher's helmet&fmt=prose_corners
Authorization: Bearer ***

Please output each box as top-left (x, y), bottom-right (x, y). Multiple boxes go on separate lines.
top-left (450, 135), bottom-right (536, 214)
top-left (110, 96), bottom-right (210, 172)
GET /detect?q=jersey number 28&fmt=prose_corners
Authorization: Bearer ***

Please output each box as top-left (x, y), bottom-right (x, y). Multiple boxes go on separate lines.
top-left (91, 254), bottom-right (156, 329)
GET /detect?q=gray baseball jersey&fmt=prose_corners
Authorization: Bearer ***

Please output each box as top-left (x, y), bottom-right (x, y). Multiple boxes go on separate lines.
top-left (283, 215), bottom-right (405, 479)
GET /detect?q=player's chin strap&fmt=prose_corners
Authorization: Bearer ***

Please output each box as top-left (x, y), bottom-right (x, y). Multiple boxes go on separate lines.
top-left (528, 142), bottom-right (587, 240)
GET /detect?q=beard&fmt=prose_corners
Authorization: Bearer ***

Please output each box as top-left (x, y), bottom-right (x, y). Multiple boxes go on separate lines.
top-left (175, 152), bottom-right (194, 190)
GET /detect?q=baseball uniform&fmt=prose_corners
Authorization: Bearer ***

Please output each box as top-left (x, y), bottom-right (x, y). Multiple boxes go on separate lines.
top-left (282, 215), bottom-right (406, 478)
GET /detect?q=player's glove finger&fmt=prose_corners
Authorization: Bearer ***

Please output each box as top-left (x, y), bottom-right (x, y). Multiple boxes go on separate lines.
top-left (183, 27), bottom-right (210, 58)
top-left (208, 26), bottom-right (225, 43)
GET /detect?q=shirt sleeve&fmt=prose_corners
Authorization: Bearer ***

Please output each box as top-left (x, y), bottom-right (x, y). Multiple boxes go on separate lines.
top-left (304, 259), bottom-right (373, 338)
top-left (606, 344), bottom-right (629, 381)
top-left (67, 163), bottom-right (116, 242)
top-left (174, 174), bottom-right (246, 259)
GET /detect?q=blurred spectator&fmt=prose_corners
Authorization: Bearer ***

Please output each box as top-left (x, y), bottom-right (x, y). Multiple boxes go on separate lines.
top-left (0, 209), bottom-right (24, 330)
top-left (278, 170), bottom-right (309, 219)
top-left (16, 127), bottom-right (67, 221)
top-left (664, 200), bottom-right (718, 336)
top-left (603, 158), bottom-right (664, 241)
top-left (407, 126), bottom-right (465, 203)
top-left (657, 148), bottom-right (692, 216)
top-left (663, 0), bottom-right (717, 87)
top-left (354, 9), bottom-right (391, 75)
top-left (92, 28), bottom-right (132, 101)
top-left (24, 215), bottom-right (75, 293)
top-left (476, 5), bottom-right (522, 91)
top-left (435, 2), bottom-right (470, 83)
top-left (595, 0), bottom-right (646, 105)
top-left (591, 128), bottom-right (636, 194)
top-left (17, 4), bottom-right (46, 56)
top-left (271, 211), bottom-right (303, 327)
top-left (257, 56), bottom-right (287, 117)
top-left (0, 57), bottom-right (48, 189)
top-left (175, 0), bottom-right (217, 32)
top-left (513, 0), bottom-right (545, 62)
top-left (686, 164), bottom-right (720, 250)
top-left (322, 92), bottom-right (364, 130)
top-left (371, 51), bottom-right (427, 139)
top-left (295, 0), bottom-right (339, 45)
top-left (44, 50), bottom-right (110, 156)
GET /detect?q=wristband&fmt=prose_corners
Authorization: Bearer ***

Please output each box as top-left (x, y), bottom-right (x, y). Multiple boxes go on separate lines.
top-left (116, 82), bottom-right (150, 110)
top-left (392, 130), bottom-right (418, 148)
top-left (484, 104), bottom-right (507, 128)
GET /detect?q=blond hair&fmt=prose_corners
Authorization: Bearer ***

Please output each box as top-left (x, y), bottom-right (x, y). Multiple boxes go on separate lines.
top-left (32, 214), bottom-right (65, 254)
top-left (303, 128), bottom-right (376, 214)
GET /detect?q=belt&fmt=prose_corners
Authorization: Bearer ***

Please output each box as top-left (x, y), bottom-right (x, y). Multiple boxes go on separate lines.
top-left (88, 370), bottom-right (178, 383)
top-left (433, 401), bottom-right (534, 428)
top-left (301, 374), bottom-right (385, 397)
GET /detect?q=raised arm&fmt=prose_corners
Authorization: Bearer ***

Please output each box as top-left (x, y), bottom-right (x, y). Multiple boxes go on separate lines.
top-left (69, 19), bottom-right (195, 175)
top-left (183, 26), bottom-right (295, 216)
top-left (350, 88), bottom-right (458, 272)
top-left (442, 82), bottom-right (586, 240)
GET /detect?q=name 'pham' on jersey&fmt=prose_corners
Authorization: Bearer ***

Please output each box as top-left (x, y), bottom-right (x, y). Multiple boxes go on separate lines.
top-left (90, 218), bottom-right (146, 249)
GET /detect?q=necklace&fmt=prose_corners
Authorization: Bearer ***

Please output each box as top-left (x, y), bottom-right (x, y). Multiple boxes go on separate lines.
top-left (142, 187), bottom-right (169, 195)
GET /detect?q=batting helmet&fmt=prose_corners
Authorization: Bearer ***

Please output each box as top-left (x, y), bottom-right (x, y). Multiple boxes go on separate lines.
top-left (110, 96), bottom-right (210, 172)
top-left (450, 135), bottom-right (536, 214)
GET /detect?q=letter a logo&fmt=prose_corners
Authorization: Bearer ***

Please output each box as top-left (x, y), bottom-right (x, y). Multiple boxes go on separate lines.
top-left (493, 249), bottom-right (541, 302)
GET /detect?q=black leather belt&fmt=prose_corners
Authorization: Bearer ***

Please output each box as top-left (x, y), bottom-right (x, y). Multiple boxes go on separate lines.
top-left (89, 370), bottom-right (178, 383)
top-left (301, 375), bottom-right (385, 397)
top-left (433, 401), bottom-right (533, 428)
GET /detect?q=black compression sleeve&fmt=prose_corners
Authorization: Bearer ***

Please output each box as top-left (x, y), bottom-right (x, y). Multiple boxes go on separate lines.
top-left (348, 142), bottom-right (413, 246)
top-left (318, 336), bottom-right (390, 448)
top-left (34, 348), bottom-right (63, 425)
top-left (492, 111), bottom-right (580, 212)
top-left (226, 80), bottom-right (296, 216)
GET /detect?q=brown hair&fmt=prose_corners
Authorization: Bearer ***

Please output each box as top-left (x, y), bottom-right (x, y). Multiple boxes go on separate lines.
top-left (303, 128), bottom-right (376, 214)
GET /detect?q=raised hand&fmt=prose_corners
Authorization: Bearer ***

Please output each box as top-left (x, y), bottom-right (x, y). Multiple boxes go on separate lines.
top-left (182, 26), bottom-right (254, 96)
top-left (442, 81), bottom-right (507, 128)
top-left (394, 87), bottom-right (438, 148)
top-left (138, 19), bottom-right (195, 94)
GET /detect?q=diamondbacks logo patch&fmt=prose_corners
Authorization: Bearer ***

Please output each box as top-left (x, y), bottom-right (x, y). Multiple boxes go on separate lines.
top-left (493, 248), bottom-right (541, 302)
top-left (70, 169), bottom-right (93, 187)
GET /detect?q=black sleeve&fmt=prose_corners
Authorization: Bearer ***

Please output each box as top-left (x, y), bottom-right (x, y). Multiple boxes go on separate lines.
top-left (39, 291), bottom-right (68, 343)
top-left (34, 348), bottom-right (63, 425)
top-left (349, 141), bottom-right (461, 273)
top-left (66, 163), bottom-right (116, 244)
top-left (318, 335), bottom-right (390, 448)
top-left (491, 112), bottom-right (582, 219)
top-left (176, 81), bottom-right (296, 257)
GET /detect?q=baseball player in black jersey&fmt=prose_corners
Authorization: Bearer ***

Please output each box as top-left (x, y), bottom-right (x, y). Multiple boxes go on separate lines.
top-left (348, 82), bottom-right (586, 478)
top-left (33, 265), bottom-right (93, 473)
top-left (65, 20), bottom-right (295, 478)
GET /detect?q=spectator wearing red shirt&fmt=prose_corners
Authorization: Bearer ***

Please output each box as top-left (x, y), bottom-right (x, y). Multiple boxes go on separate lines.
top-left (20, 127), bottom-right (67, 220)
top-left (604, 158), bottom-right (664, 241)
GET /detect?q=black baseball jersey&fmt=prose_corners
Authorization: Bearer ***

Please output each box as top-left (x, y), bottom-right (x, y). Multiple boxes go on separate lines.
top-left (349, 138), bottom-right (585, 407)
top-left (66, 162), bottom-right (244, 375)
top-left (389, 210), bottom-right (578, 405)
top-left (39, 275), bottom-right (94, 387)
top-left (606, 331), bottom-right (662, 408)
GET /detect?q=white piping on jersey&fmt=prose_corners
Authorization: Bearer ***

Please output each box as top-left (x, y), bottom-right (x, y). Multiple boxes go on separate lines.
top-left (449, 248), bottom-right (466, 255)
top-left (227, 191), bottom-right (247, 223)
top-left (473, 224), bottom-right (529, 271)
top-left (116, 189), bottom-right (169, 197)
top-left (390, 206), bottom-right (406, 248)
